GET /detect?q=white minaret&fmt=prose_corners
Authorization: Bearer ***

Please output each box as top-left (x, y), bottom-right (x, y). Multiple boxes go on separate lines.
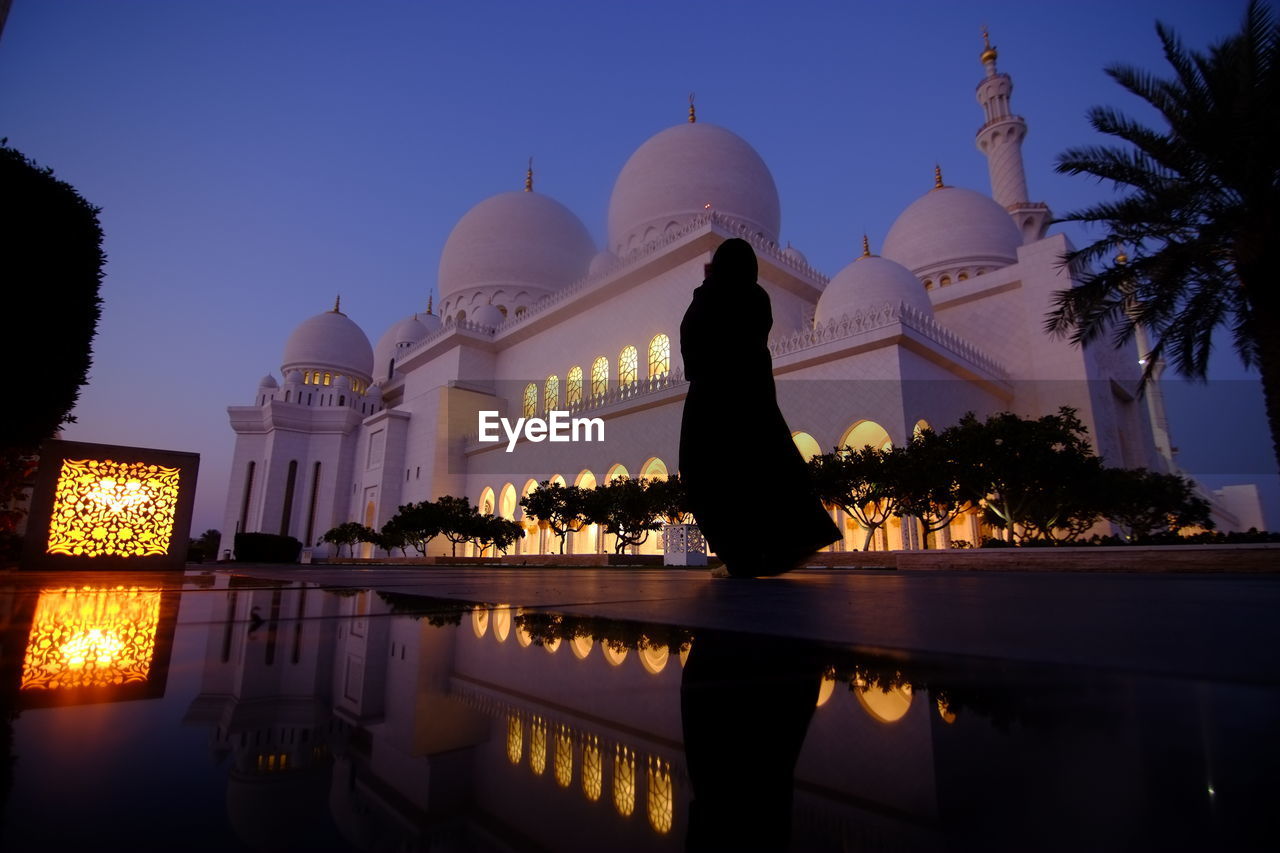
top-left (974, 29), bottom-right (1050, 243)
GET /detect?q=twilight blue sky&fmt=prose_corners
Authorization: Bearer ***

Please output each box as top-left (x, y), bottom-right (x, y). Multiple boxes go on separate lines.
top-left (1, 0), bottom-right (1274, 534)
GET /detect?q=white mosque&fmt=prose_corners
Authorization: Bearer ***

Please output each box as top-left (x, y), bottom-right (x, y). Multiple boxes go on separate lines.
top-left (219, 38), bottom-right (1259, 559)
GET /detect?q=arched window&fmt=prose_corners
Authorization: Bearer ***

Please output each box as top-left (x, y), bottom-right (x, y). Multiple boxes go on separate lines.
top-left (591, 357), bottom-right (608, 398)
top-left (323, 372), bottom-right (332, 386)
top-left (523, 383), bottom-right (537, 418)
top-left (303, 370), bottom-right (311, 385)
top-left (566, 365), bottom-right (583, 407)
top-left (619, 345), bottom-right (638, 387)
top-left (648, 334), bottom-right (670, 379)
top-left (544, 375), bottom-right (560, 413)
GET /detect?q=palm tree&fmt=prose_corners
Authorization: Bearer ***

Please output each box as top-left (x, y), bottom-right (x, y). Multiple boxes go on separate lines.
top-left (1046, 0), bottom-right (1280, 472)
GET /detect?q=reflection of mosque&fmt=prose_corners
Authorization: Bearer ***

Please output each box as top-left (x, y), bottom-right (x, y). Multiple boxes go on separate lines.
top-left (183, 579), bottom-right (1269, 851)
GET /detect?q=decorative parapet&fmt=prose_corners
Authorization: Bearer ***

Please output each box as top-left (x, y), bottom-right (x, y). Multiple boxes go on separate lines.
top-left (399, 211), bottom-right (829, 363)
top-left (769, 302), bottom-right (1009, 379)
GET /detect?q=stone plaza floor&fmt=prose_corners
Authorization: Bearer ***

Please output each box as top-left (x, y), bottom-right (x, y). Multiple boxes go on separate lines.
top-left (2, 564), bottom-right (1277, 850)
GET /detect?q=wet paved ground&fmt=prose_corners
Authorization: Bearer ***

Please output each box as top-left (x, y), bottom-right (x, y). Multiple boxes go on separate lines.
top-left (231, 565), bottom-right (1280, 682)
top-left (2, 565), bottom-right (1277, 851)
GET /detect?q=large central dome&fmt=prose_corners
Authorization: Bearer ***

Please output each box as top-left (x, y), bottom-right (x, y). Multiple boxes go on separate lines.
top-left (438, 190), bottom-right (595, 317)
top-left (607, 123), bottom-right (781, 255)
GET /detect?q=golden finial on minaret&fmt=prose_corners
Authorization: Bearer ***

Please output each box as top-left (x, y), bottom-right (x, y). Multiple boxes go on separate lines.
top-left (427, 294), bottom-right (434, 314)
top-left (688, 92), bottom-right (696, 124)
top-left (1115, 250), bottom-right (1128, 265)
top-left (860, 234), bottom-right (872, 258)
top-left (933, 164), bottom-right (945, 190)
top-left (980, 26), bottom-right (998, 65)
top-left (332, 294), bottom-right (342, 314)
top-left (524, 156), bottom-right (533, 192)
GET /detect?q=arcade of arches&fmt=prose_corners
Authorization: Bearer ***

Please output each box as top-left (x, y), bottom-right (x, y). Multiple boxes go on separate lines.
top-left (467, 419), bottom-right (987, 557)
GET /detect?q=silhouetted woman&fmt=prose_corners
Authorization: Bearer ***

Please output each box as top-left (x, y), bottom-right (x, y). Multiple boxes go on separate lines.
top-left (679, 238), bottom-right (839, 576)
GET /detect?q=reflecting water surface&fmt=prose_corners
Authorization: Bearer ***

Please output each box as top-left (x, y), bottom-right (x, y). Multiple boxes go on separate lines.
top-left (0, 573), bottom-right (1276, 851)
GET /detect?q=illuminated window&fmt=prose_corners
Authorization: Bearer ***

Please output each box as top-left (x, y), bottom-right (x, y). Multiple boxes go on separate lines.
top-left (646, 757), bottom-right (674, 834)
top-left (619, 345), bottom-right (638, 387)
top-left (530, 716), bottom-right (547, 775)
top-left (591, 357), bottom-right (608, 398)
top-left (523, 383), bottom-right (537, 418)
top-left (613, 745), bottom-right (636, 816)
top-left (958, 271), bottom-right (969, 281)
top-left (303, 370), bottom-right (311, 384)
top-left (647, 334), bottom-right (670, 379)
top-left (21, 586), bottom-right (162, 690)
top-left (939, 275), bottom-right (951, 286)
top-left (506, 714), bottom-right (523, 764)
top-left (582, 735), bottom-right (603, 801)
top-left (324, 372), bottom-right (332, 385)
top-left (554, 725), bottom-right (573, 787)
top-left (544, 375), bottom-right (560, 413)
top-left (566, 365), bottom-right (583, 407)
top-left (46, 459), bottom-right (182, 558)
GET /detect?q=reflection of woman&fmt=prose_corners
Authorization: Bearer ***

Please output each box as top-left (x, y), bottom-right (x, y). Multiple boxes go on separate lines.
top-left (681, 631), bottom-right (823, 851)
top-left (679, 238), bottom-right (839, 577)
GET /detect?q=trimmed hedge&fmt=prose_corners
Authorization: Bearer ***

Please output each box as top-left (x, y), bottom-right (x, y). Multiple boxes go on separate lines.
top-left (234, 532), bottom-right (302, 563)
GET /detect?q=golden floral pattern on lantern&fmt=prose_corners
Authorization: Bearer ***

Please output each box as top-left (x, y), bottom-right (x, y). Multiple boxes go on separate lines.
top-left (21, 586), bottom-right (162, 690)
top-left (46, 458), bottom-right (181, 557)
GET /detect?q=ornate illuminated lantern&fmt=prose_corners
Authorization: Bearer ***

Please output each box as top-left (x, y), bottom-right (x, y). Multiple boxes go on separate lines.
top-left (21, 440), bottom-right (199, 570)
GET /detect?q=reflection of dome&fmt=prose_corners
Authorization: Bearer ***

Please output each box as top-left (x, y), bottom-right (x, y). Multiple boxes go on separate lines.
top-left (607, 122), bottom-right (780, 254)
top-left (438, 191), bottom-right (594, 309)
top-left (881, 186), bottom-right (1020, 278)
top-left (815, 254), bottom-right (933, 325)
top-left (282, 309), bottom-right (374, 382)
top-left (373, 314), bottom-right (429, 382)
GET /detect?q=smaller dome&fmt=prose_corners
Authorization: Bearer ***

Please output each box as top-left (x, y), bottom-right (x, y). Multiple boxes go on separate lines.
top-left (781, 245), bottom-right (808, 266)
top-left (258, 374), bottom-right (278, 389)
top-left (282, 309), bottom-right (374, 382)
top-left (333, 374), bottom-right (351, 390)
top-left (373, 313), bottom-right (430, 382)
top-left (589, 250), bottom-right (617, 276)
top-left (367, 383), bottom-right (383, 400)
top-left (881, 186), bottom-right (1021, 278)
top-left (471, 302), bottom-right (505, 329)
top-left (284, 369), bottom-right (303, 385)
top-left (815, 254), bottom-right (933, 325)
top-left (419, 311), bottom-right (443, 335)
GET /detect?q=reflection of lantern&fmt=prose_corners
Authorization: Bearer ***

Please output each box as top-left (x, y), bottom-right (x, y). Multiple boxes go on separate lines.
top-left (21, 586), bottom-right (162, 691)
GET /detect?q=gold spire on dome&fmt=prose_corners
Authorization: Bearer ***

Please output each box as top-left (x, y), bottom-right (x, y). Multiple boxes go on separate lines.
top-left (427, 294), bottom-right (434, 314)
top-left (980, 27), bottom-right (998, 65)
top-left (933, 164), bottom-right (945, 190)
top-left (859, 234), bottom-right (872, 259)
top-left (688, 92), bottom-right (696, 124)
top-left (332, 294), bottom-right (342, 314)
top-left (524, 157), bottom-right (533, 192)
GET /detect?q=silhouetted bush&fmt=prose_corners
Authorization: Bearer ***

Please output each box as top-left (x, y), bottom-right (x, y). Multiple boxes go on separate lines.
top-left (234, 532), bottom-right (302, 563)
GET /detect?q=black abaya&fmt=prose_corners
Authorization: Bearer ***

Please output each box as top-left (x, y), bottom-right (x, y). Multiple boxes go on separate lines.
top-left (678, 239), bottom-right (840, 576)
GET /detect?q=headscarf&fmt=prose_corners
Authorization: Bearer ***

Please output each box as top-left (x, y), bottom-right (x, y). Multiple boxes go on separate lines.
top-left (707, 238), bottom-right (758, 285)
